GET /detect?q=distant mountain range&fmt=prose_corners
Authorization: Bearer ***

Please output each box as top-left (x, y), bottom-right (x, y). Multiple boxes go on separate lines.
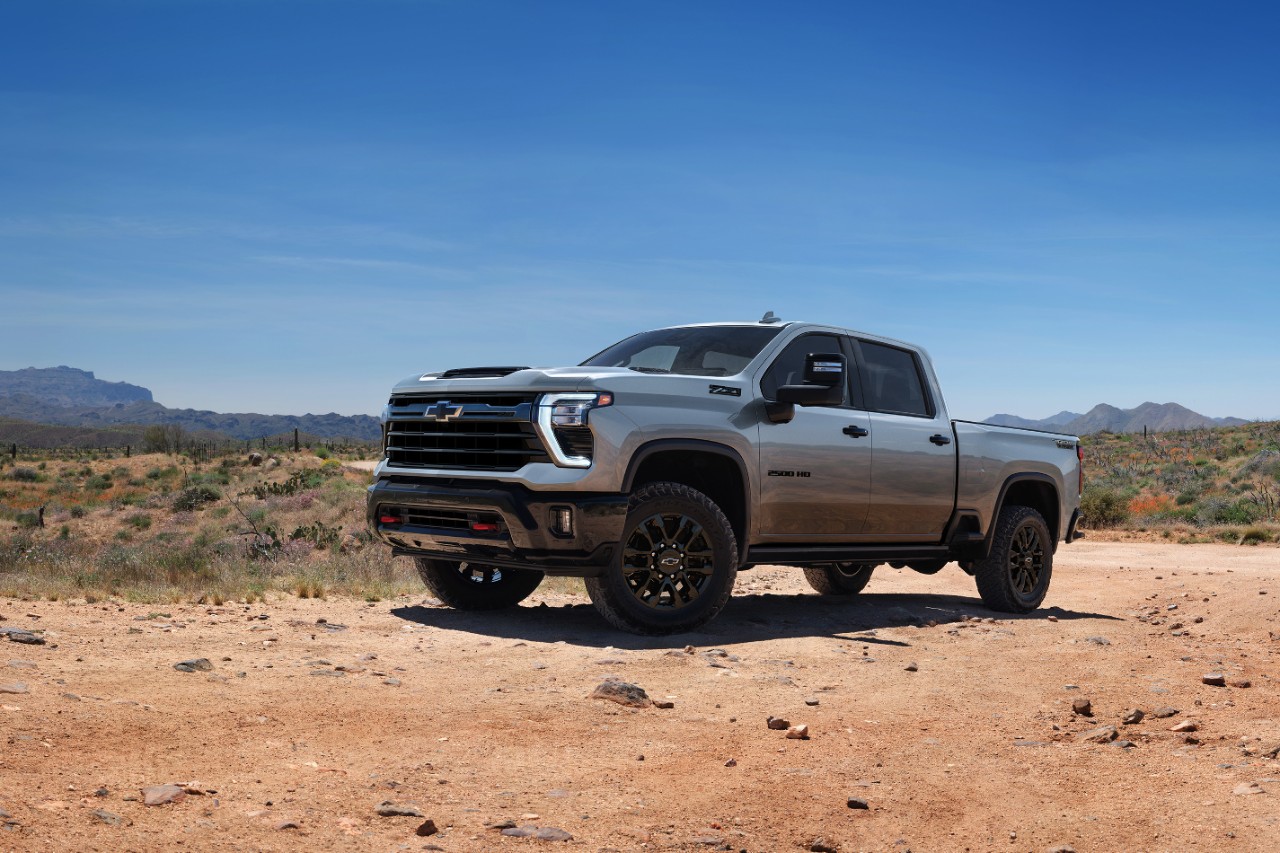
top-left (984, 402), bottom-right (1248, 435)
top-left (0, 366), bottom-right (380, 441)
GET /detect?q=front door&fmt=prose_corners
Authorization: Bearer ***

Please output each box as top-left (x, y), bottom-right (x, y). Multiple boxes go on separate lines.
top-left (756, 333), bottom-right (872, 539)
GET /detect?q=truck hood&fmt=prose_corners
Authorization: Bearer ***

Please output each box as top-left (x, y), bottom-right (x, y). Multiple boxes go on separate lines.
top-left (389, 366), bottom-right (749, 398)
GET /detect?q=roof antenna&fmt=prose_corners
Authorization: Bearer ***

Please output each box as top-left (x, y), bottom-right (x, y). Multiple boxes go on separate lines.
top-left (760, 310), bottom-right (781, 324)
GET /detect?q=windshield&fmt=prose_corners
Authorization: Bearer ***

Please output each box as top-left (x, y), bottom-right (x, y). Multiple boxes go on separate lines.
top-left (582, 325), bottom-right (784, 377)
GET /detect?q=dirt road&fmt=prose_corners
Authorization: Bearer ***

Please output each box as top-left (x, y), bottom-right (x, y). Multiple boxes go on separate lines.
top-left (3, 541), bottom-right (1279, 852)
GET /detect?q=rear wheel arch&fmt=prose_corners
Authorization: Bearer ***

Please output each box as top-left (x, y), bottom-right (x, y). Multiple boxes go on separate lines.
top-left (983, 474), bottom-right (1061, 557)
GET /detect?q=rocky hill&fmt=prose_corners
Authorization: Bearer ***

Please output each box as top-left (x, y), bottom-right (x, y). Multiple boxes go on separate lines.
top-left (0, 366), bottom-right (152, 407)
top-left (984, 402), bottom-right (1248, 435)
top-left (0, 367), bottom-right (380, 441)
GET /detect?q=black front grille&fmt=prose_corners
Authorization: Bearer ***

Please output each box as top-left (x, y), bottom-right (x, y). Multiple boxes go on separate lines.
top-left (384, 394), bottom-right (550, 471)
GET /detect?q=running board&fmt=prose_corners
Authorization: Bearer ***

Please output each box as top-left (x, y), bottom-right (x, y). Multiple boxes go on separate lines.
top-left (746, 544), bottom-right (951, 566)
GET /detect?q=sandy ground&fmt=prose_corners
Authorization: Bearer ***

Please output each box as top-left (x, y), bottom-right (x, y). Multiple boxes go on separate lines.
top-left (3, 541), bottom-right (1280, 853)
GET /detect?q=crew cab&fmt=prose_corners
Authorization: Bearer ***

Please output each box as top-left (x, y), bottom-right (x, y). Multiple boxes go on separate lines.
top-left (368, 315), bottom-right (1083, 634)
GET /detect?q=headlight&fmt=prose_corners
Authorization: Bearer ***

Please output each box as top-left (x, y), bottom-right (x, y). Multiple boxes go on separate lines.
top-left (546, 392), bottom-right (613, 427)
top-left (536, 392), bottom-right (613, 467)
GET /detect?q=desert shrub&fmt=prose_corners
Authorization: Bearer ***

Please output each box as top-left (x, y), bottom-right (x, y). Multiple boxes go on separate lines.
top-left (172, 485), bottom-right (221, 512)
top-left (1175, 491), bottom-right (1198, 506)
top-left (69, 505), bottom-right (87, 519)
top-left (314, 446), bottom-right (332, 460)
top-left (1195, 497), bottom-right (1262, 526)
top-left (247, 469), bottom-right (330, 499)
top-left (290, 521), bottom-right (342, 551)
top-left (124, 513), bottom-right (152, 531)
top-left (321, 458), bottom-right (341, 471)
top-left (84, 474), bottom-right (113, 492)
top-left (1082, 487), bottom-right (1130, 528)
top-left (14, 511), bottom-right (42, 529)
top-left (1239, 527), bottom-right (1273, 545)
top-left (10, 466), bottom-right (40, 482)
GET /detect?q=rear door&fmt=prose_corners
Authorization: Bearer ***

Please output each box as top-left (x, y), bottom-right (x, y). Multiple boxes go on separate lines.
top-left (756, 333), bottom-right (872, 539)
top-left (853, 339), bottom-right (957, 539)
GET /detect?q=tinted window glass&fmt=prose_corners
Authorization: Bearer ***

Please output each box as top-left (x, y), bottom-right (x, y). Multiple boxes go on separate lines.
top-left (859, 341), bottom-right (930, 416)
top-left (761, 334), bottom-right (844, 402)
top-left (582, 326), bottom-right (782, 376)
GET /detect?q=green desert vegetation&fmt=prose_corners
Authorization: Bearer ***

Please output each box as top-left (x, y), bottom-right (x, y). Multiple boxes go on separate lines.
top-left (0, 447), bottom-right (417, 603)
top-left (1079, 420), bottom-right (1280, 543)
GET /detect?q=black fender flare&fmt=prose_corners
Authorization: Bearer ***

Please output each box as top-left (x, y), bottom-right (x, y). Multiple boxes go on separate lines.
top-left (621, 438), bottom-right (753, 558)
top-left (981, 472), bottom-right (1062, 558)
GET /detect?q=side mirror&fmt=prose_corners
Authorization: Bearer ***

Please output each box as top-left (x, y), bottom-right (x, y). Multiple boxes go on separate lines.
top-left (776, 352), bottom-right (845, 407)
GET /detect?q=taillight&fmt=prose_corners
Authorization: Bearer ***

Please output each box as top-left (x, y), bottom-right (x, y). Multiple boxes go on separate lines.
top-left (1077, 444), bottom-right (1084, 496)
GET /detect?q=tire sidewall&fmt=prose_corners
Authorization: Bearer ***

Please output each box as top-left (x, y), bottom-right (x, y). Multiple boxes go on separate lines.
top-left (591, 484), bottom-right (738, 634)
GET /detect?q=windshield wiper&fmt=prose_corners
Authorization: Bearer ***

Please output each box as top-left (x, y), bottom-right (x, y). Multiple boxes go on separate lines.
top-left (626, 366), bottom-right (671, 374)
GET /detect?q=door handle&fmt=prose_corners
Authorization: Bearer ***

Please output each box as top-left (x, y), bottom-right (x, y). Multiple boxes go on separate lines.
top-left (843, 425), bottom-right (869, 438)
top-left (929, 434), bottom-right (952, 446)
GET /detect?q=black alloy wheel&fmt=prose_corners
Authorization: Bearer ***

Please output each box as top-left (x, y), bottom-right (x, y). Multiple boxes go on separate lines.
top-left (973, 505), bottom-right (1053, 613)
top-left (586, 482), bottom-right (738, 635)
top-left (621, 511), bottom-right (715, 609)
top-left (414, 557), bottom-right (543, 610)
top-left (803, 561), bottom-right (876, 595)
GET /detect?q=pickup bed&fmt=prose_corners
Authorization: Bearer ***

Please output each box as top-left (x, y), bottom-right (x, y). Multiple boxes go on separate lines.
top-left (368, 316), bottom-right (1082, 634)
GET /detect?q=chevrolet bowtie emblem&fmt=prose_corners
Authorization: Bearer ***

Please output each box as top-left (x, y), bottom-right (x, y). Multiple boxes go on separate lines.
top-left (426, 401), bottom-right (464, 422)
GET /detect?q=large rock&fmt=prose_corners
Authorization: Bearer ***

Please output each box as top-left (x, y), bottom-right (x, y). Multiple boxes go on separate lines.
top-left (591, 679), bottom-right (652, 708)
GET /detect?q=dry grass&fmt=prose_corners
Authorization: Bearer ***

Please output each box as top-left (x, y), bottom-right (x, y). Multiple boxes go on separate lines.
top-left (0, 450), bottom-right (418, 603)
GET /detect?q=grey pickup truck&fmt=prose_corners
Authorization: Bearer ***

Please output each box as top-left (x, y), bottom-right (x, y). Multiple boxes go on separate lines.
top-left (368, 315), bottom-right (1083, 634)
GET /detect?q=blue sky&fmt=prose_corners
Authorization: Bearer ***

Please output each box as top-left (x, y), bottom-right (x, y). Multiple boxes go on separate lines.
top-left (2, 0), bottom-right (1278, 421)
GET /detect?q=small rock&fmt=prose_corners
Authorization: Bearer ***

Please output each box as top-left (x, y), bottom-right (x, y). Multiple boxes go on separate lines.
top-left (1071, 698), bottom-right (1093, 717)
top-left (809, 838), bottom-right (838, 852)
top-left (275, 819), bottom-right (301, 830)
top-left (724, 758), bottom-right (737, 767)
top-left (904, 662), bottom-right (918, 672)
top-left (1233, 782), bottom-right (1264, 796)
top-left (1231, 679), bottom-right (1252, 688)
top-left (92, 809), bottom-right (130, 826)
top-left (786, 724), bottom-right (810, 740)
top-left (1152, 706), bottom-right (1180, 718)
top-left (142, 784), bottom-right (186, 806)
top-left (766, 716), bottom-right (791, 730)
top-left (0, 683), bottom-right (28, 695)
top-left (415, 819), bottom-right (439, 836)
top-left (805, 697), bottom-right (820, 706)
top-left (846, 796), bottom-right (870, 810)
top-left (486, 819), bottom-right (517, 830)
top-left (1122, 709), bottom-right (1145, 725)
top-left (172, 658), bottom-right (213, 673)
top-left (1171, 720), bottom-right (1199, 733)
top-left (502, 826), bottom-right (534, 838)
top-left (5, 631), bottom-right (44, 645)
top-left (1113, 740), bottom-right (1137, 749)
top-left (1084, 636), bottom-right (1110, 645)
top-left (591, 679), bottom-right (651, 708)
top-left (1046, 845), bottom-right (1077, 853)
top-left (1078, 725), bottom-right (1118, 744)
top-left (535, 827), bottom-right (574, 841)
top-left (654, 700), bottom-right (675, 709)
top-left (383, 678), bottom-right (401, 687)
top-left (375, 801), bottom-right (424, 817)
top-left (1202, 673), bottom-right (1227, 686)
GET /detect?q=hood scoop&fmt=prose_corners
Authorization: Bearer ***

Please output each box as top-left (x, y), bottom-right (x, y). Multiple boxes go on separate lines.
top-left (437, 366), bottom-right (531, 379)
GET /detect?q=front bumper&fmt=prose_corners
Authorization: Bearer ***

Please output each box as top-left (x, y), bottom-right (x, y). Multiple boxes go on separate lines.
top-left (367, 477), bottom-right (629, 576)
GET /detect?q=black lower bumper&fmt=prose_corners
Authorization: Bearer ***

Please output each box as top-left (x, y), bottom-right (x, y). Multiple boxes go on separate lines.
top-left (367, 477), bottom-right (629, 576)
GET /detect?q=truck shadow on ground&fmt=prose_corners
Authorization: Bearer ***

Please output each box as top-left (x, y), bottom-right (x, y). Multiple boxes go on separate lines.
top-left (390, 591), bottom-right (1120, 651)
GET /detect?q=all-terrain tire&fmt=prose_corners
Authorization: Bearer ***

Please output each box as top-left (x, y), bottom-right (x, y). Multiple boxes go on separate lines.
top-left (414, 558), bottom-right (543, 610)
top-left (973, 505), bottom-right (1053, 613)
top-left (585, 482), bottom-right (738, 635)
top-left (803, 562), bottom-right (876, 595)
